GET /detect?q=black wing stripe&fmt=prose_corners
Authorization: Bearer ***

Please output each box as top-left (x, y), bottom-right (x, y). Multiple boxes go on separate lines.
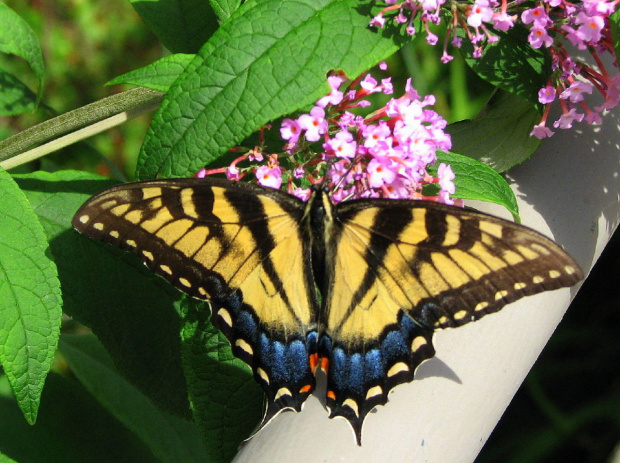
top-left (422, 207), bottom-right (449, 247)
top-left (337, 207), bottom-right (413, 327)
top-left (224, 189), bottom-right (298, 318)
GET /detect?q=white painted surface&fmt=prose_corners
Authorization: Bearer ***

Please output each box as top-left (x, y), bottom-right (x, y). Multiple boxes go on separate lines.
top-left (233, 106), bottom-right (620, 462)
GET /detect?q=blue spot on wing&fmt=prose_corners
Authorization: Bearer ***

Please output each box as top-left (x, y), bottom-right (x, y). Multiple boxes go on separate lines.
top-left (363, 349), bottom-right (383, 380)
top-left (210, 294), bottom-right (317, 433)
top-left (323, 311), bottom-right (435, 445)
top-left (288, 339), bottom-right (312, 384)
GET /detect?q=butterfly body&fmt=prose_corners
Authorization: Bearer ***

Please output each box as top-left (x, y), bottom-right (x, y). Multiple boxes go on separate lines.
top-left (73, 178), bottom-right (582, 444)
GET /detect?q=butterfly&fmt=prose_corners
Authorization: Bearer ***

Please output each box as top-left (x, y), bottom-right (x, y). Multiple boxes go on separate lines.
top-left (72, 177), bottom-right (582, 445)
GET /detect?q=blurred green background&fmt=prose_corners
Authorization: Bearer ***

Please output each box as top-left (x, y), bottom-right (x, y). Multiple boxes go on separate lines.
top-left (1, 1), bottom-right (618, 462)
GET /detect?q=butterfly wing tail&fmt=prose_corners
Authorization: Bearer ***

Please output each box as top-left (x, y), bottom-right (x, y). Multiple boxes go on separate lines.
top-left (320, 314), bottom-right (435, 445)
top-left (211, 296), bottom-right (317, 438)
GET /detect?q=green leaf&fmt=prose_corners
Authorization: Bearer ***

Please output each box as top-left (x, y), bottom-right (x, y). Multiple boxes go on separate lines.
top-left (209, 0), bottom-right (243, 23)
top-left (0, 69), bottom-right (37, 116)
top-left (610, 7), bottom-right (620, 60)
top-left (0, 453), bottom-right (18, 463)
top-left (460, 24), bottom-right (551, 107)
top-left (446, 90), bottom-right (542, 173)
top-left (128, 0), bottom-right (219, 54)
top-left (13, 170), bottom-right (190, 418)
top-left (0, 2), bottom-right (44, 99)
top-left (136, 0), bottom-right (403, 179)
top-left (107, 54), bottom-right (194, 92)
top-left (0, 168), bottom-right (61, 425)
top-left (433, 151), bottom-right (519, 218)
top-left (0, 372), bottom-right (159, 463)
top-left (180, 299), bottom-right (262, 463)
top-left (60, 334), bottom-right (209, 463)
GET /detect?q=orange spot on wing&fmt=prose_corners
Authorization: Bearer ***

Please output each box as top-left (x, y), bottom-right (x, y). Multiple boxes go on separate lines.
top-left (299, 384), bottom-right (313, 394)
top-left (309, 353), bottom-right (319, 371)
top-left (320, 357), bottom-right (329, 372)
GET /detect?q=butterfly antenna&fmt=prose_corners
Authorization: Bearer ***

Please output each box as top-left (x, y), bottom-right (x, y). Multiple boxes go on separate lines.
top-left (331, 153), bottom-right (369, 201)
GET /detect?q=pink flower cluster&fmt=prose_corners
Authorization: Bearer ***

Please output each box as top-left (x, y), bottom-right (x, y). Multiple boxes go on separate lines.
top-left (371, 0), bottom-right (620, 138)
top-left (199, 70), bottom-right (456, 204)
top-left (278, 73), bottom-right (455, 203)
top-left (525, 0), bottom-right (620, 138)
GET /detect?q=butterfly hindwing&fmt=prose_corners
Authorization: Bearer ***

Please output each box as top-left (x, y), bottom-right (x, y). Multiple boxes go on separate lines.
top-left (73, 178), bottom-right (319, 426)
top-left (321, 199), bottom-right (582, 443)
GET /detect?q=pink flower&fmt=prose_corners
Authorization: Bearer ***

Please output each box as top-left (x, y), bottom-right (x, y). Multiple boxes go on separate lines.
top-left (280, 118), bottom-right (302, 144)
top-left (602, 74), bottom-right (620, 109)
top-left (493, 12), bottom-right (515, 31)
top-left (367, 157), bottom-right (397, 188)
top-left (426, 31), bottom-right (438, 45)
top-left (221, 71), bottom-right (459, 203)
top-left (553, 109), bottom-right (585, 129)
top-left (422, 0), bottom-right (445, 12)
top-left (226, 164), bottom-right (240, 181)
top-left (316, 74), bottom-right (346, 108)
top-left (528, 26), bottom-right (554, 48)
top-left (583, 0), bottom-right (616, 15)
top-left (471, 32), bottom-right (485, 44)
top-left (395, 12), bottom-right (408, 24)
top-left (404, 78), bottom-right (420, 99)
top-left (383, 177), bottom-right (410, 199)
top-left (390, 98), bottom-right (424, 122)
top-left (248, 150), bottom-right (263, 162)
top-left (521, 7), bottom-right (550, 27)
top-left (562, 25), bottom-right (587, 49)
top-left (538, 85), bottom-right (556, 104)
top-left (585, 111), bottom-right (603, 124)
top-left (438, 190), bottom-right (455, 205)
top-left (360, 74), bottom-right (380, 93)
top-left (468, 0), bottom-right (494, 27)
top-left (530, 123), bottom-right (554, 138)
top-left (560, 81), bottom-right (593, 103)
top-left (365, 138), bottom-right (393, 158)
top-left (370, 14), bottom-right (385, 28)
top-left (593, 74), bottom-right (620, 111)
top-left (441, 51), bottom-right (454, 63)
top-left (331, 187), bottom-right (355, 203)
top-left (381, 77), bottom-right (394, 95)
top-left (323, 130), bottom-right (357, 159)
top-left (292, 188), bottom-right (312, 201)
top-left (298, 106), bottom-right (328, 142)
top-left (255, 165), bottom-right (282, 189)
top-left (293, 166), bottom-right (305, 179)
top-left (576, 12), bottom-right (605, 43)
top-left (338, 111), bottom-right (356, 129)
top-left (362, 121), bottom-right (392, 150)
top-left (437, 163), bottom-right (456, 195)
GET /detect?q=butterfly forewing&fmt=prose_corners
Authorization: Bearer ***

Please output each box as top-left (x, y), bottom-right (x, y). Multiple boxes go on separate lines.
top-left (381, 203), bottom-right (583, 328)
top-left (73, 178), bottom-right (319, 426)
top-left (320, 198), bottom-right (582, 443)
